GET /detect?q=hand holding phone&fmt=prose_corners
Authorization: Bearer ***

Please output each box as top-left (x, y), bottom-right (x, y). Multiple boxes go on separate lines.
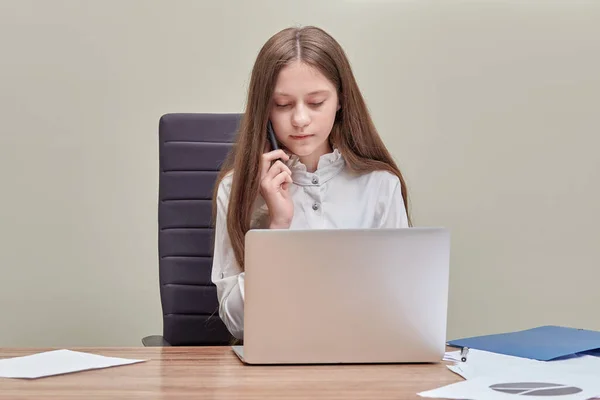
top-left (261, 120), bottom-right (293, 229)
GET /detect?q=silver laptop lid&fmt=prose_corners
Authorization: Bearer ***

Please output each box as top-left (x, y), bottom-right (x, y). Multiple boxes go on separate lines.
top-left (242, 227), bottom-right (450, 364)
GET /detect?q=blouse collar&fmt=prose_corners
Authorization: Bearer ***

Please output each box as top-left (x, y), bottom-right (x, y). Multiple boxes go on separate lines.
top-left (284, 148), bottom-right (345, 186)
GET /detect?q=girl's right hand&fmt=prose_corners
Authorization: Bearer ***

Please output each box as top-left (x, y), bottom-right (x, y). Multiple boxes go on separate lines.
top-left (259, 149), bottom-right (294, 229)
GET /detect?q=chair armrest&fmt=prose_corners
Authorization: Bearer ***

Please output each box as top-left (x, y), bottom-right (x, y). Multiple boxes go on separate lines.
top-left (142, 335), bottom-right (172, 347)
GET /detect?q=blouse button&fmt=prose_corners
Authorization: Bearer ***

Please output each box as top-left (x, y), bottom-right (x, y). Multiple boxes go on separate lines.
top-left (311, 176), bottom-right (319, 184)
top-left (312, 203), bottom-right (320, 211)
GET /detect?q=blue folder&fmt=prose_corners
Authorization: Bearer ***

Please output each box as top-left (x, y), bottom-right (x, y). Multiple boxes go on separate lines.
top-left (447, 325), bottom-right (600, 361)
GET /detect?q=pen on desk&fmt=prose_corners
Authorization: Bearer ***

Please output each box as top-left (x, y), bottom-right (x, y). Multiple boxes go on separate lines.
top-left (460, 347), bottom-right (469, 362)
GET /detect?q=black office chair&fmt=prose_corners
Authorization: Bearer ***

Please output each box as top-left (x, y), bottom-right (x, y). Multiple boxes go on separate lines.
top-left (142, 113), bottom-right (241, 346)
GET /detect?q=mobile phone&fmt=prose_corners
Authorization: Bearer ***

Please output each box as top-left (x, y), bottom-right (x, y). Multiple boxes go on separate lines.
top-left (267, 120), bottom-right (279, 151)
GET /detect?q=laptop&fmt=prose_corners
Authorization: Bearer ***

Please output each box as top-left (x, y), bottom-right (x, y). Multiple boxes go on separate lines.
top-left (232, 227), bottom-right (450, 365)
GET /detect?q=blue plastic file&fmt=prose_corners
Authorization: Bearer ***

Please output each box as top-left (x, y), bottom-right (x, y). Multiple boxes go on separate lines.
top-left (447, 325), bottom-right (600, 361)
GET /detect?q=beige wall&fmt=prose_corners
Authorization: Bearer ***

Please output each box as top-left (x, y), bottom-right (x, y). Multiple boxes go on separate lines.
top-left (0, 0), bottom-right (598, 347)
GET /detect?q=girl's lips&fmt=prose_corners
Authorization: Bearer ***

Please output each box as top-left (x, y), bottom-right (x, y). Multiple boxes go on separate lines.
top-left (290, 134), bottom-right (313, 140)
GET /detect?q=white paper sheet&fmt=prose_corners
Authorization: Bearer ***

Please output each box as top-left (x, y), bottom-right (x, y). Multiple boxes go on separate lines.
top-left (419, 369), bottom-right (600, 400)
top-left (446, 349), bottom-right (600, 380)
top-left (446, 349), bottom-right (541, 380)
top-left (443, 351), bottom-right (461, 362)
top-left (0, 349), bottom-right (146, 379)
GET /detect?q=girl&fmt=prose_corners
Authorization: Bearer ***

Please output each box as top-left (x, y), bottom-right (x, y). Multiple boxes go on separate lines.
top-left (211, 26), bottom-right (411, 340)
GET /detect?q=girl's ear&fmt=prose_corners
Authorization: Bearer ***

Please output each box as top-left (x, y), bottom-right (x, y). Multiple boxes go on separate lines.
top-left (337, 102), bottom-right (341, 111)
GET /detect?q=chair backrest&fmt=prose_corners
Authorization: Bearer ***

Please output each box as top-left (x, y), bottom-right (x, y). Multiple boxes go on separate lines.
top-left (158, 113), bottom-right (241, 345)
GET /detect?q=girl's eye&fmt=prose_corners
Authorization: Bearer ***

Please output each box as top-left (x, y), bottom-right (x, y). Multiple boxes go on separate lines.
top-left (275, 101), bottom-right (324, 108)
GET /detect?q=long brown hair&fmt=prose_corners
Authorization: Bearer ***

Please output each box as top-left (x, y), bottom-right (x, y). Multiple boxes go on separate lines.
top-left (212, 26), bottom-right (412, 270)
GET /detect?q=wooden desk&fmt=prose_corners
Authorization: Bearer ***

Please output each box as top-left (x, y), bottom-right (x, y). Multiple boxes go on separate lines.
top-left (0, 347), bottom-right (461, 399)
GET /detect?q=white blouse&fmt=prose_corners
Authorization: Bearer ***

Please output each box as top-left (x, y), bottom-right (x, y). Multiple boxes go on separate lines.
top-left (210, 149), bottom-right (409, 339)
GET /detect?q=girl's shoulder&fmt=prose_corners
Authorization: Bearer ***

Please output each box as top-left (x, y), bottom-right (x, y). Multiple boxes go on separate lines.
top-left (215, 169), bottom-right (268, 227)
top-left (345, 167), bottom-right (401, 189)
top-left (215, 170), bottom-right (234, 198)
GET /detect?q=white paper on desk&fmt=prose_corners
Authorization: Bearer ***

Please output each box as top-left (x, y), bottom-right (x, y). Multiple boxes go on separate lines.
top-left (446, 349), bottom-right (600, 380)
top-left (0, 349), bottom-right (146, 379)
top-left (446, 350), bottom-right (541, 380)
top-left (443, 351), bottom-right (461, 362)
top-left (419, 370), bottom-right (600, 400)
top-left (547, 353), bottom-right (600, 375)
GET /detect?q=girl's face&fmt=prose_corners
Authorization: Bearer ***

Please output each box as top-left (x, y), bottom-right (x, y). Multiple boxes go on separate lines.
top-left (269, 61), bottom-right (340, 169)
